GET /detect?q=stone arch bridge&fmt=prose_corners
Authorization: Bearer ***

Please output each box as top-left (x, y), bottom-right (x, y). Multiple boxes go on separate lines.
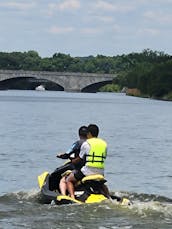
top-left (0, 70), bottom-right (116, 92)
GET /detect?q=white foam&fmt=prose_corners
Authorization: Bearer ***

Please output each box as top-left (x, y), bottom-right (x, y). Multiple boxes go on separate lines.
top-left (12, 188), bottom-right (40, 200)
top-left (130, 200), bottom-right (172, 217)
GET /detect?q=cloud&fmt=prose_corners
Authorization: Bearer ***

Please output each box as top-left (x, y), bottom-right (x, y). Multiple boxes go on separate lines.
top-left (91, 0), bottom-right (135, 12)
top-left (80, 27), bottom-right (101, 35)
top-left (49, 25), bottom-right (75, 34)
top-left (93, 15), bottom-right (114, 23)
top-left (58, 0), bottom-right (80, 11)
top-left (139, 28), bottom-right (160, 36)
top-left (112, 24), bottom-right (121, 32)
top-left (93, 0), bottom-right (116, 11)
top-left (0, 1), bottom-right (36, 11)
top-left (47, 0), bottom-right (80, 16)
top-left (144, 10), bottom-right (172, 24)
top-left (49, 25), bottom-right (102, 36)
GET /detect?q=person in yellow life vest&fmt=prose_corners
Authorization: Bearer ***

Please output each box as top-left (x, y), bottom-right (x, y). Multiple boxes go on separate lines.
top-left (66, 124), bottom-right (110, 199)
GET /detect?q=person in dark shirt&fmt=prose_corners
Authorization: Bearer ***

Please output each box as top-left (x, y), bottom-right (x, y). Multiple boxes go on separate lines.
top-left (57, 126), bottom-right (88, 195)
top-left (57, 126), bottom-right (88, 168)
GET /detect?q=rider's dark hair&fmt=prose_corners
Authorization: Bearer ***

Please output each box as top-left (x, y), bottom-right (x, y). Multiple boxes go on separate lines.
top-left (87, 124), bottom-right (99, 137)
top-left (78, 126), bottom-right (88, 137)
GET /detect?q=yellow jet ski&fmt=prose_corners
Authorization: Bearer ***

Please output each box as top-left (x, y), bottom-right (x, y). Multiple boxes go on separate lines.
top-left (38, 163), bottom-right (131, 206)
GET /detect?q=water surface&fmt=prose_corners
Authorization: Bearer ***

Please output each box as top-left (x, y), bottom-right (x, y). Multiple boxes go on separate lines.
top-left (0, 90), bottom-right (172, 228)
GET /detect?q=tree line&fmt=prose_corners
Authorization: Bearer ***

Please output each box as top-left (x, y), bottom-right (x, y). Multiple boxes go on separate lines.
top-left (113, 50), bottom-right (172, 100)
top-left (0, 49), bottom-right (171, 99)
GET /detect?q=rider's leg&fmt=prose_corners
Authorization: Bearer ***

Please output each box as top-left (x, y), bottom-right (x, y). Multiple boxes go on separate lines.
top-left (59, 176), bottom-right (67, 195)
top-left (66, 173), bottom-right (77, 199)
top-left (66, 170), bottom-right (85, 199)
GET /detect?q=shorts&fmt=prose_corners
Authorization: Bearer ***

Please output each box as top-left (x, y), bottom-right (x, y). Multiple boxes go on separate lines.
top-left (73, 170), bottom-right (85, 181)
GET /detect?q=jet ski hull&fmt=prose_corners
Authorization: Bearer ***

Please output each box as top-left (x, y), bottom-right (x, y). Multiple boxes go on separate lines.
top-left (38, 171), bottom-right (131, 206)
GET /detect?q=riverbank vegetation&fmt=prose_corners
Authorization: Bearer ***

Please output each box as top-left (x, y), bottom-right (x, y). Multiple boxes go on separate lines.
top-left (0, 49), bottom-right (171, 100)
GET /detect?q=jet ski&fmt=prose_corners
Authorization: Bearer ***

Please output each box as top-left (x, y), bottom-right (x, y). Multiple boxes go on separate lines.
top-left (38, 161), bottom-right (131, 206)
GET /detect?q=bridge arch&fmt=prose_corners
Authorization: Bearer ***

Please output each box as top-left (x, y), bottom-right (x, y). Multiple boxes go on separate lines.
top-left (81, 80), bottom-right (113, 92)
top-left (0, 76), bottom-right (64, 91)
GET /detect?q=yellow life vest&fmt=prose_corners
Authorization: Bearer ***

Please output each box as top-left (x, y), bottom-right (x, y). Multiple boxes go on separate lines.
top-left (86, 138), bottom-right (107, 169)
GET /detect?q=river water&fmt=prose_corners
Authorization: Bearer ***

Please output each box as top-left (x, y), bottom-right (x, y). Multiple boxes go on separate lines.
top-left (0, 90), bottom-right (172, 229)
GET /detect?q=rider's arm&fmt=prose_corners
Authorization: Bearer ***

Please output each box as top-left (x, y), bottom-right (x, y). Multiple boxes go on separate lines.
top-left (79, 141), bottom-right (90, 160)
top-left (56, 153), bottom-right (69, 159)
top-left (70, 141), bottom-right (89, 164)
top-left (71, 156), bottom-right (83, 164)
top-left (57, 141), bottom-right (78, 159)
top-left (66, 142), bottom-right (78, 154)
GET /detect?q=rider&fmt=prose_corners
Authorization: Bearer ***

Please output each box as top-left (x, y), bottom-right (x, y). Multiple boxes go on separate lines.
top-left (57, 125), bottom-right (88, 195)
top-left (66, 124), bottom-right (109, 199)
top-left (57, 125), bottom-right (88, 169)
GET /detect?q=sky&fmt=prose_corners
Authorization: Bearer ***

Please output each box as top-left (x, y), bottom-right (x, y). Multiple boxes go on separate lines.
top-left (0, 0), bottom-right (172, 57)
